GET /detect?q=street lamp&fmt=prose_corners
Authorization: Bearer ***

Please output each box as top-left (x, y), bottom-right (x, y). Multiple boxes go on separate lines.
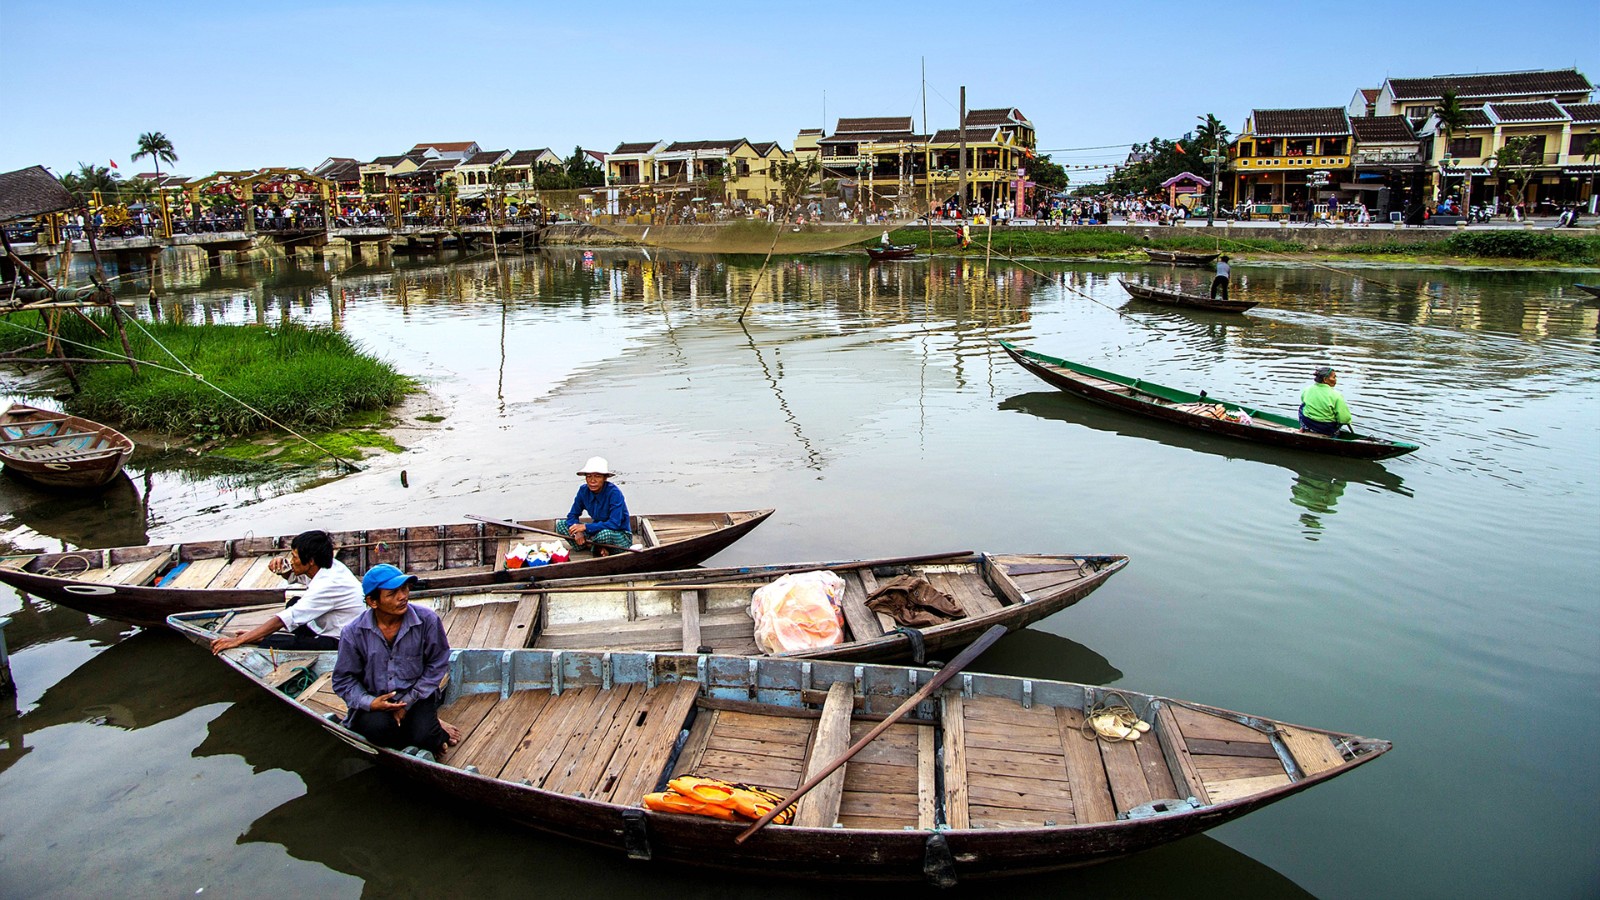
top-left (1201, 152), bottom-right (1224, 226)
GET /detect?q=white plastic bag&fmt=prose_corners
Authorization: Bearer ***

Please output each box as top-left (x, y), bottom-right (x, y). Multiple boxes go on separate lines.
top-left (749, 571), bottom-right (846, 654)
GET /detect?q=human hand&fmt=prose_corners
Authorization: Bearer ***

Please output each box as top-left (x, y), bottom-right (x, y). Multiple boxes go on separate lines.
top-left (371, 691), bottom-right (407, 712)
top-left (268, 556), bottom-right (290, 576)
top-left (210, 635), bottom-right (241, 654)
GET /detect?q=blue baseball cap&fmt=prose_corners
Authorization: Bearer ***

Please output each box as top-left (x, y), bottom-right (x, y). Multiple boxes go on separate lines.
top-left (362, 563), bottom-right (418, 596)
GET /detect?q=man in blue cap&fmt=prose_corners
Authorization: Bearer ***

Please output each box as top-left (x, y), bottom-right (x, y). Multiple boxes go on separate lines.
top-left (332, 563), bottom-right (460, 756)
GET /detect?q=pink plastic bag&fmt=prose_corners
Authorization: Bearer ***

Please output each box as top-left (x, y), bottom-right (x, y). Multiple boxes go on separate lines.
top-left (750, 571), bottom-right (846, 654)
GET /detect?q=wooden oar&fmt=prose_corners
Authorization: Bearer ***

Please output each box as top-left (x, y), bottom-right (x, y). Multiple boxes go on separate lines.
top-left (464, 514), bottom-right (639, 552)
top-left (733, 623), bottom-right (1010, 844)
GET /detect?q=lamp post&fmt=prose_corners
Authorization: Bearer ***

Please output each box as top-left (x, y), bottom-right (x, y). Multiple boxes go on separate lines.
top-left (856, 155), bottom-right (871, 223)
top-left (1201, 152), bottom-right (1224, 226)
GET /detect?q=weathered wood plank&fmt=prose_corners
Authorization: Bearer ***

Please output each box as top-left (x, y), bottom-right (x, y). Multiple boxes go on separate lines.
top-left (1278, 725), bottom-right (1346, 777)
top-left (838, 572), bottom-right (883, 641)
top-left (442, 605), bottom-right (482, 648)
top-left (942, 691), bottom-right (969, 829)
top-left (703, 733), bottom-right (811, 761)
top-left (498, 595), bottom-right (541, 648)
top-left (603, 680), bottom-right (702, 803)
top-left (239, 555), bottom-right (283, 589)
top-left (207, 557), bottom-right (258, 589)
top-left (555, 684), bottom-right (650, 797)
top-left (437, 691), bottom-right (500, 753)
top-left (450, 690), bottom-right (551, 778)
top-left (1135, 729), bottom-right (1180, 799)
top-left (1154, 704), bottom-right (1210, 805)
top-left (168, 558), bottom-right (228, 589)
top-left (680, 590), bottom-right (702, 653)
top-left (1203, 772), bottom-right (1292, 804)
top-left (1187, 737), bottom-right (1281, 759)
top-left (668, 708), bottom-right (717, 779)
top-left (1099, 737), bottom-right (1156, 815)
top-left (1056, 707), bottom-right (1115, 825)
top-left (111, 556), bottom-right (169, 586)
top-left (917, 724), bottom-right (937, 830)
top-left (793, 682), bottom-right (854, 829)
top-left (1194, 755), bottom-right (1286, 782)
top-left (497, 687), bottom-right (607, 786)
top-left (1170, 705), bottom-right (1273, 744)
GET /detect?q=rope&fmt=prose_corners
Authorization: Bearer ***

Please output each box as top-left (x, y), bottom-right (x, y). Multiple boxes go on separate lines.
top-left (1079, 690), bottom-right (1149, 743)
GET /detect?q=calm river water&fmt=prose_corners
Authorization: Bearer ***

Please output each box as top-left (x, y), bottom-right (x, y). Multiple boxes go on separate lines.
top-left (1, 246), bottom-right (1596, 898)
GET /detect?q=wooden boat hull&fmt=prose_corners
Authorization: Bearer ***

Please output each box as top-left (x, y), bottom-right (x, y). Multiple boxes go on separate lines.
top-left (1574, 284), bottom-right (1600, 300)
top-left (1000, 342), bottom-right (1419, 460)
top-left (176, 639), bottom-right (1389, 883)
top-left (1120, 278), bottom-right (1258, 313)
top-left (867, 245), bottom-right (916, 261)
top-left (1143, 250), bottom-right (1219, 267)
top-left (0, 403), bottom-right (135, 490)
top-left (171, 550), bottom-right (1130, 666)
top-left (0, 509), bottom-right (773, 628)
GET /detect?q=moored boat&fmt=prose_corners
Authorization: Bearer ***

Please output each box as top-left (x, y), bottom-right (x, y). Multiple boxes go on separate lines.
top-left (0, 509), bottom-right (773, 627)
top-left (171, 550), bottom-right (1129, 665)
top-left (1573, 283), bottom-right (1600, 300)
top-left (1143, 249), bottom-right (1219, 267)
top-left (172, 636), bottom-right (1389, 883)
top-left (0, 403), bottom-right (135, 490)
top-left (867, 245), bottom-right (917, 261)
top-left (999, 342), bottom-right (1419, 460)
top-left (1120, 278), bottom-right (1258, 313)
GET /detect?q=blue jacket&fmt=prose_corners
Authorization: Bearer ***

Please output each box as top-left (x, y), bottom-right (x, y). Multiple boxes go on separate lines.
top-left (566, 481), bottom-right (630, 534)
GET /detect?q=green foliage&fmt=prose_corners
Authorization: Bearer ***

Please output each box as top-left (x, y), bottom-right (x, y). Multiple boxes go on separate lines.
top-left (1027, 154), bottom-right (1070, 193)
top-left (133, 131), bottom-right (178, 177)
top-left (1103, 132), bottom-right (1207, 196)
top-left (563, 146), bottom-right (604, 187)
top-left (58, 163), bottom-right (121, 204)
top-left (1442, 230), bottom-right (1600, 264)
top-left (771, 157), bottom-right (821, 210)
top-left (0, 316), bottom-right (410, 436)
top-left (1433, 90), bottom-right (1467, 143)
top-left (1491, 136), bottom-right (1540, 206)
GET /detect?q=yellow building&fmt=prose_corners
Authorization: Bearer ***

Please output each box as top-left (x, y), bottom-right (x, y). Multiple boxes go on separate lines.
top-left (818, 108), bottom-right (1037, 213)
top-left (1229, 107), bottom-right (1352, 214)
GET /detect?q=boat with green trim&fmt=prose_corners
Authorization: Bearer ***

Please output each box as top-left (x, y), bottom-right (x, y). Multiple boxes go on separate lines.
top-left (999, 342), bottom-right (1419, 460)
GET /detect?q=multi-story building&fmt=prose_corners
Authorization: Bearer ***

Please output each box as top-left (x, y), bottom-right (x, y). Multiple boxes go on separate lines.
top-left (606, 141), bottom-right (666, 187)
top-left (454, 149), bottom-right (511, 200)
top-left (1228, 107), bottom-right (1352, 211)
top-left (817, 108), bottom-right (1036, 212)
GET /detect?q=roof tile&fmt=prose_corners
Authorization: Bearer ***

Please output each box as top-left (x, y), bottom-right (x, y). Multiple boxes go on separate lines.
top-left (1388, 68), bottom-right (1592, 101)
top-left (1251, 107), bottom-right (1351, 137)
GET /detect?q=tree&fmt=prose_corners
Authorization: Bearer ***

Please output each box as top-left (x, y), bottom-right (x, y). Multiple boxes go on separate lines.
top-left (1026, 153), bottom-right (1069, 193)
top-left (563, 146), bottom-right (604, 188)
top-left (1432, 90), bottom-right (1468, 155)
top-left (1195, 113), bottom-right (1231, 157)
top-left (58, 162), bottom-right (121, 205)
top-left (1103, 134), bottom-right (1200, 195)
top-left (771, 157), bottom-right (821, 211)
top-left (1493, 136), bottom-right (1539, 210)
top-left (133, 132), bottom-right (177, 181)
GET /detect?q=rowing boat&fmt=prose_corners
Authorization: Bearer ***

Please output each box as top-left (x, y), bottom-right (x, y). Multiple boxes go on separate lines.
top-left (1120, 278), bottom-right (1258, 313)
top-left (172, 637), bottom-right (1388, 883)
top-left (1143, 249), bottom-right (1219, 267)
top-left (1573, 284), bottom-right (1600, 300)
top-left (0, 509), bottom-right (773, 627)
top-left (0, 403), bottom-right (135, 490)
top-left (867, 245), bottom-right (916, 261)
top-left (171, 550), bottom-right (1129, 665)
top-left (999, 342), bottom-right (1419, 460)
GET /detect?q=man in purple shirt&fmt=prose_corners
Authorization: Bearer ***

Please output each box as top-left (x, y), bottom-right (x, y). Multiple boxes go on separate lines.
top-left (332, 563), bottom-right (460, 756)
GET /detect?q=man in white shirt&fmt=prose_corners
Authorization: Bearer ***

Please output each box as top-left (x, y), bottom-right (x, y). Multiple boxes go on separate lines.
top-left (211, 530), bottom-right (365, 653)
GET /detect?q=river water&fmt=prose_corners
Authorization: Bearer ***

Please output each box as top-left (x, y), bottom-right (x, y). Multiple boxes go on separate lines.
top-left (1, 247), bottom-right (1596, 898)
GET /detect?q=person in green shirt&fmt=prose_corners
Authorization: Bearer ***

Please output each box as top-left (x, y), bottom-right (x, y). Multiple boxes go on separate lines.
top-left (1298, 366), bottom-right (1353, 436)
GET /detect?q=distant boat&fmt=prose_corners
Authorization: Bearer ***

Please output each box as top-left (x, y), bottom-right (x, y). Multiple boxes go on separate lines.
top-left (1573, 284), bottom-right (1600, 300)
top-left (999, 342), bottom-right (1420, 460)
top-left (170, 637), bottom-right (1390, 883)
top-left (867, 245), bottom-right (916, 261)
top-left (0, 403), bottom-right (134, 490)
top-left (1143, 249), bottom-right (1219, 267)
top-left (1120, 278), bottom-right (1259, 313)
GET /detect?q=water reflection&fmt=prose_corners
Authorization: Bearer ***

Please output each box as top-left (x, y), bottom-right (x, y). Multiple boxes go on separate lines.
top-left (1290, 472), bottom-right (1348, 541)
top-left (971, 628), bottom-right (1124, 686)
top-left (0, 470), bottom-right (149, 548)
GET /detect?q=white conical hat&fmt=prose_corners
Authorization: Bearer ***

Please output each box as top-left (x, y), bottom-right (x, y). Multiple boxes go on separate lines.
top-left (577, 456), bottom-right (614, 476)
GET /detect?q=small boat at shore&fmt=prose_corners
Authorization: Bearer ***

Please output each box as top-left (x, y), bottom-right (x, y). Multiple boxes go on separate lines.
top-left (867, 244), bottom-right (917, 261)
top-left (1143, 249), bottom-right (1219, 267)
top-left (0, 403), bottom-right (135, 490)
top-left (1000, 342), bottom-right (1420, 460)
top-left (1573, 284), bottom-right (1600, 300)
top-left (1120, 278), bottom-right (1259, 313)
top-left (0, 510), bottom-right (773, 627)
top-left (171, 550), bottom-right (1129, 665)
top-left (174, 636), bottom-right (1389, 883)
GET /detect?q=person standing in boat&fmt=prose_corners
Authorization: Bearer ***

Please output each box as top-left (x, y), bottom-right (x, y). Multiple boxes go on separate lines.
top-left (1210, 255), bottom-right (1231, 301)
top-left (1298, 366), bottom-right (1353, 436)
top-left (210, 530), bottom-right (363, 653)
top-left (332, 563), bottom-right (460, 757)
top-left (557, 456), bottom-right (633, 555)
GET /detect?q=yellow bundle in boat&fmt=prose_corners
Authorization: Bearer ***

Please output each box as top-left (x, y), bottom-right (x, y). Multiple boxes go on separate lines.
top-left (643, 775), bottom-right (795, 824)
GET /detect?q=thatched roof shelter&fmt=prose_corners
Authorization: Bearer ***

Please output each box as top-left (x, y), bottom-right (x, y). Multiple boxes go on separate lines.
top-left (0, 166), bottom-right (74, 223)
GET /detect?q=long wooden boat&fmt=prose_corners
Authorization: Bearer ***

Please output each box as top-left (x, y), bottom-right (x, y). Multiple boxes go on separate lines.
top-left (171, 550), bottom-right (1129, 665)
top-left (1000, 342), bottom-right (1419, 460)
top-left (1573, 283), bottom-right (1600, 299)
top-left (1120, 278), bottom-right (1258, 313)
top-left (1143, 249), bottom-right (1219, 267)
top-left (171, 636), bottom-right (1389, 883)
top-left (0, 403), bottom-right (135, 490)
top-left (867, 245), bottom-right (916, 261)
top-left (0, 510), bottom-right (773, 628)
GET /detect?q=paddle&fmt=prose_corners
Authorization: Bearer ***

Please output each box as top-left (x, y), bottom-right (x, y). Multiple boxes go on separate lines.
top-left (463, 514), bottom-right (638, 552)
top-left (733, 624), bottom-right (1010, 844)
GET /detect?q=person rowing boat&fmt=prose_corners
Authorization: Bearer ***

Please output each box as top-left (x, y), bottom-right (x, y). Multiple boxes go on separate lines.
top-left (1299, 366), bottom-right (1353, 436)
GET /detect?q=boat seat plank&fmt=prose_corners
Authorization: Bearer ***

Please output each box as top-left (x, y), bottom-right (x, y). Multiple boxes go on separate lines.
top-left (437, 692), bottom-right (501, 751)
top-left (1135, 730), bottom-right (1181, 800)
top-left (450, 690), bottom-right (552, 779)
top-left (917, 724), bottom-right (937, 829)
top-left (601, 680), bottom-right (703, 804)
top-left (499, 596), bottom-right (541, 648)
top-left (941, 691), bottom-right (969, 829)
top-left (168, 558), bottom-right (229, 590)
top-left (1203, 773), bottom-right (1293, 805)
top-left (1056, 707), bottom-right (1117, 825)
top-left (1278, 725), bottom-right (1346, 777)
top-left (639, 517), bottom-right (662, 549)
top-left (1169, 705), bottom-right (1273, 745)
top-left (207, 557), bottom-right (259, 590)
top-left (1154, 704), bottom-right (1210, 805)
top-left (442, 604), bottom-right (483, 648)
top-left (680, 590), bottom-right (702, 653)
top-left (794, 682), bottom-right (855, 828)
top-left (838, 572), bottom-right (884, 640)
top-left (1098, 737), bottom-right (1156, 815)
top-left (500, 687), bottom-right (612, 789)
top-left (240, 555), bottom-right (286, 590)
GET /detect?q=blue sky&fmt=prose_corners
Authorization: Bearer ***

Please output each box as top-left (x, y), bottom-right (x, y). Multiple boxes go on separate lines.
top-left (2, 0), bottom-right (1596, 181)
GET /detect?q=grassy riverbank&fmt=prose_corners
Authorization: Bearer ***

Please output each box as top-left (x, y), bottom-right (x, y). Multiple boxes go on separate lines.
top-left (883, 225), bottom-right (1600, 266)
top-left (0, 313), bottom-right (413, 455)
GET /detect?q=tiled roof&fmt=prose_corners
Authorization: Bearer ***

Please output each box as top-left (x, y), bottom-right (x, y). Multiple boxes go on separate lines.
top-left (1360, 88), bottom-right (1379, 102)
top-left (0, 165), bottom-right (75, 221)
top-left (319, 161), bottom-right (361, 181)
top-left (1251, 107), bottom-right (1350, 137)
top-left (1565, 103), bottom-right (1600, 124)
top-left (930, 127), bottom-right (1002, 144)
top-left (1461, 109), bottom-right (1493, 128)
top-left (585, 149), bottom-right (607, 162)
top-left (749, 141), bottom-right (783, 156)
top-left (797, 128), bottom-right (823, 135)
top-left (367, 155), bottom-right (405, 167)
top-left (461, 150), bottom-right (508, 166)
top-left (833, 116), bottom-right (914, 134)
top-left (663, 139), bottom-right (746, 152)
top-left (505, 149), bottom-right (553, 167)
top-left (1487, 100), bottom-right (1568, 123)
top-left (964, 107), bottom-right (1030, 127)
top-left (410, 141), bottom-right (477, 153)
top-left (1350, 116), bottom-right (1416, 144)
top-left (819, 131), bottom-right (928, 145)
top-left (612, 141), bottom-right (661, 155)
top-left (415, 158), bottom-right (458, 173)
top-left (1388, 68), bottom-right (1592, 101)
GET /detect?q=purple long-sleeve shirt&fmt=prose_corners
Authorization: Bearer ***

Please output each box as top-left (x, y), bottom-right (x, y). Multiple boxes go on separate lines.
top-left (332, 604), bottom-right (451, 712)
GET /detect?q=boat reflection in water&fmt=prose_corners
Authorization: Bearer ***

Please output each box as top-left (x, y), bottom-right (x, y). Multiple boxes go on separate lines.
top-left (0, 470), bottom-right (149, 549)
top-left (1291, 472), bottom-right (1349, 540)
top-left (967, 627), bottom-right (1125, 687)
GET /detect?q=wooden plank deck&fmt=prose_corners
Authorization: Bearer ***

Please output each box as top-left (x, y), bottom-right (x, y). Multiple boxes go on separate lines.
top-left (689, 707), bottom-right (814, 793)
top-left (794, 682), bottom-right (853, 828)
top-left (1167, 704), bottom-right (1290, 802)
top-left (838, 572), bottom-right (884, 641)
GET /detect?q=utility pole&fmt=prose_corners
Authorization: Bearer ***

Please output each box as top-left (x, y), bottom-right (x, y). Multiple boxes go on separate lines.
top-left (958, 86), bottom-right (969, 212)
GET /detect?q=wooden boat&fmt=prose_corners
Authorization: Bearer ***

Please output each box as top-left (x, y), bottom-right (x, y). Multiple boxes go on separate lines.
top-left (171, 550), bottom-right (1129, 665)
top-left (171, 637), bottom-right (1389, 883)
top-left (1120, 278), bottom-right (1259, 313)
top-left (0, 510), bottom-right (773, 628)
top-left (867, 244), bottom-right (916, 261)
top-left (1143, 249), bottom-right (1219, 266)
top-left (1573, 284), bottom-right (1600, 299)
top-left (0, 403), bottom-right (135, 490)
top-left (1000, 342), bottom-right (1420, 460)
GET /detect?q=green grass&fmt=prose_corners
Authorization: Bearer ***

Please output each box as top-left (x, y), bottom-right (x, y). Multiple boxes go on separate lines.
top-left (0, 314), bottom-right (412, 440)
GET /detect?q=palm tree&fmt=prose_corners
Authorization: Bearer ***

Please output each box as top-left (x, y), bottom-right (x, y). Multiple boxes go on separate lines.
top-left (1431, 91), bottom-right (1468, 202)
top-left (133, 132), bottom-right (178, 233)
top-left (58, 162), bottom-right (120, 205)
top-left (1195, 113), bottom-right (1232, 157)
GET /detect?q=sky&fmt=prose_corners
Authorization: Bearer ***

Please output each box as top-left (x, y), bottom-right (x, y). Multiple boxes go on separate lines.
top-left (2, 0), bottom-right (1597, 182)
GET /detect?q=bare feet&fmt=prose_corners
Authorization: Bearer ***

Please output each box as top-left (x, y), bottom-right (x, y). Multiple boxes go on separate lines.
top-left (441, 719), bottom-right (462, 746)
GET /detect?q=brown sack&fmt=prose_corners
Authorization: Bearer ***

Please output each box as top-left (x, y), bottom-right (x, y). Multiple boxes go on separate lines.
top-left (866, 575), bottom-right (966, 628)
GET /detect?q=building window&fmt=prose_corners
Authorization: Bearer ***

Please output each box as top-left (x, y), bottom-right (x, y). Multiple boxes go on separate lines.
top-left (1447, 137), bottom-right (1483, 158)
top-left (1571, 132), bottom-right (1600, 155)
top-left (1405, 105), bottom-right (1431, 120)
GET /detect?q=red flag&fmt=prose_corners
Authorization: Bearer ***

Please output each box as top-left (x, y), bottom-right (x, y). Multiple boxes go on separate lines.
top-left (1174, 142), bottom-right (1186, 155)
top-left (109, 158), bottom-right (119, 169)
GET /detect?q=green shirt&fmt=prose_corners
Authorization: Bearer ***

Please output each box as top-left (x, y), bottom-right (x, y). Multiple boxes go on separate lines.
top-left (1300, 382), bottom-right (1352, 424)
